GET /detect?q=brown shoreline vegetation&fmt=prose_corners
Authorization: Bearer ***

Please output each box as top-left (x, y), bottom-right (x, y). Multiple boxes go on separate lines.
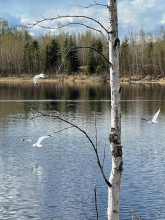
top-left (1, 73), bottom-right (165, 84)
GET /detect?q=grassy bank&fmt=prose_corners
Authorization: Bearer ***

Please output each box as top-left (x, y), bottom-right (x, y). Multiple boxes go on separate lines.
top-left (1, 74), bottom-right (165, 83)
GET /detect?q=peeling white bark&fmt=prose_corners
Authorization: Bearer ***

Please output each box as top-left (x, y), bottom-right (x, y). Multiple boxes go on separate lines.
top-left (107, 0), bottom-right (123, 219)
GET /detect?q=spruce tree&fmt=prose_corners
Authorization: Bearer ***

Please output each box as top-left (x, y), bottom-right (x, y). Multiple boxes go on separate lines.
top-left (44, 39), bottom-right (61, 74)
top-left (23, 40), bottom-right (40, 74)
top-left (86, 48), bottom-right (97, 74)
top-left (64, 35), bottom-right (80, 75)
top-left (86, 39), bottom-right (105, 75)
top-left (23, 42), bottom-right (33, 73)
top-left (31, 40), bottom-right (40, 73)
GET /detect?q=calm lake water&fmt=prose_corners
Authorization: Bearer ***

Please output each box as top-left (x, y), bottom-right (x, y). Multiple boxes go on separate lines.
top-left (0, 81), bottom-right (165, 220)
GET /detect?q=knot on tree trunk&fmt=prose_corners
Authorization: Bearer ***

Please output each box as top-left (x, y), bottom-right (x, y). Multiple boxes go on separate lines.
top-left (109, 131), bottom-right (122, 158)
top-left (113, 37), bottom-right (120, 48)
top-left (112, 145), bottom-right (122, 157)
top-left (109, 131), bottom-right (119, 144)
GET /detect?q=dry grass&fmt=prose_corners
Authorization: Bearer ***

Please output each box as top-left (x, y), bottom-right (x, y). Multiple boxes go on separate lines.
top-left (0, 74), bottom-right (165, 84)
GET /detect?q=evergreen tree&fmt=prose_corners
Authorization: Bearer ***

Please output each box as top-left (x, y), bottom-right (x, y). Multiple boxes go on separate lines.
top-left (86, 38), bottom-right (105, 75)
top-left (44, 44), bottom-right (51, 73)
top-left (86, 48), bottom-right (97, 74)
top-left (119, 37), bottom-right (130, 76)
top-left (0, 18), bottom-right (10, 35)
top-left (23, 40), bottom-right (40, 73)
top-left (23, 42), bottom-right (33, 73)
top-left (64, 35), bottom-right (80, 75)
top-left (44, 39), bottom-right (61, 74)
top-left (31, 40), bottom-right (40, 73)
top-left (95, 39), bottom-right (106, 74)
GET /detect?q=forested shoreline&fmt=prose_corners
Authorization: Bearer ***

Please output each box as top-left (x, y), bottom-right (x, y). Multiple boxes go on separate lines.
top-left (0, 18), bottom-right (165, 79)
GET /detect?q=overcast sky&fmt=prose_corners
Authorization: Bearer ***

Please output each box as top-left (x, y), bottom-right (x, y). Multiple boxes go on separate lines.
top-left (0, 0), bottom-right (165, 39)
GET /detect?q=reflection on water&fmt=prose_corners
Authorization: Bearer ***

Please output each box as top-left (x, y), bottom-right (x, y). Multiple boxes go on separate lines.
top-left (0, 81), bottom-right (165, 219)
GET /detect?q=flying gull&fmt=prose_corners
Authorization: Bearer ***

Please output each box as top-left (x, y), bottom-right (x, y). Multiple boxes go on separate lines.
top-left (33, 73), bottom-right (47, 86)
top-left (23, 135), bottom-right (53, 147)
top-left (33, 135), bottom-right (53, 147)
top-left (141, 109), bottom-right (160, 123)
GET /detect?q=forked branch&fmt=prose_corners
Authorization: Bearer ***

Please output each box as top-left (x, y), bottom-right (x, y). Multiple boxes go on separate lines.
top-left (27, 14), bottom-right (108, 35)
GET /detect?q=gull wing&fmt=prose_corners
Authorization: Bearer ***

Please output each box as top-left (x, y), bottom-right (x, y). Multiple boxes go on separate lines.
top-left (33, 75), bottom-right (40, 85)
top-left (35, 135), bottom-right (52, 145)
top-left (39, 73), bottom-right (45, 78)
top-left (151, 109), bottom-right (160, 123)
top-left (33, 73), bottom-right (45, 86)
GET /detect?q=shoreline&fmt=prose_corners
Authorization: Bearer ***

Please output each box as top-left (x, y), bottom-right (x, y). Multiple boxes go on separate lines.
top-left (0, 74), bottom-right (165, 83)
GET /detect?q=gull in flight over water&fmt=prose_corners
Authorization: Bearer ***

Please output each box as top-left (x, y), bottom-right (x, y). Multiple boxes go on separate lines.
top-left (33, 73), bottom-right (47, 86)
top-left (23, 135), bottom-right (53, 147)
top-left (33, 135), bottom-right (53, 147)
top-left (141, 109), bottom-right (160, 123)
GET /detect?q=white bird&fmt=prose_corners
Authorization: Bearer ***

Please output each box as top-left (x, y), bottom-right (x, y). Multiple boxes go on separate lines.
top-left (33, 73), bottom-right (47, 86)
top-left (23, 139), bottom-right (32, 142)
top-left (141, 109), bottom-right (160, 123)
top-left (33, 135), bottom-right (53, 147)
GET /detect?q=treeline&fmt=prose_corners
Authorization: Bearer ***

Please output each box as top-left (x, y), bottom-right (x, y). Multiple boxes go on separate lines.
top-left (1, 17), bottom-right (165, 78)
top-left (120, 28), bottom-right (165, 79)
top-left (0, 18), bottom-right (108, 76)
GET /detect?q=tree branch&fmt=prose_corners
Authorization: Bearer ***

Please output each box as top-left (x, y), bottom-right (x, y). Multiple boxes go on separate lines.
top-left (56, 22), bottom-right (108, 44)
top-left (82, 193), bottom-right (91, 220)
top-left (120, 196), bottom-right (142, 220)
top-left (27, 14), bottom-right (109, 35)
top-left (53, 126), bottom-right (74, 134)
top-left (70, 0), bottom-right (107, 9)
top-left (32, 110), bottom-right (112, 188)
top-left (94, 185), bottom-right (99, 220)
top-left (102, 138), bottom-right (108, 168)
top-left (55, 46), bottom-right (111, 75)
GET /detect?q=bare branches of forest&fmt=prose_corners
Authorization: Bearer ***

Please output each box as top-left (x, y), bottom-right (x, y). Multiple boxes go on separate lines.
top-left (0, 16), bottom-right (165, 79)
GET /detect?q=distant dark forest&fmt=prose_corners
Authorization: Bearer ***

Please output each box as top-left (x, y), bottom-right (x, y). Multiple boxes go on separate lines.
top-left (0, 18), bottom-right (165, 79)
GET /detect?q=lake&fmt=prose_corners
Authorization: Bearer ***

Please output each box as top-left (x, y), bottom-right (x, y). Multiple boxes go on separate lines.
top-left (0, 81), bottom-right (165, 220)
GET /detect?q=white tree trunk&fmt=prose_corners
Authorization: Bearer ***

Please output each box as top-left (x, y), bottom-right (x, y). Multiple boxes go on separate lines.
top-left (107, 0), bottom-right (123, 220)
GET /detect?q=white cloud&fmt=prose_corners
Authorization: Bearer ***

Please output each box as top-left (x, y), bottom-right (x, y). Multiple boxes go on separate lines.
top-left (1, 0), bottom-right (165, 39)
top-left (118, 0), bottom-right (165, 36)
top-left (23, 5), bottom-right (109, 37)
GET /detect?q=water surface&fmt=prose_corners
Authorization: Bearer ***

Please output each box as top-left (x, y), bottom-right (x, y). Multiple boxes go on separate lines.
top-left (0, 81), bottom-right (165, 219)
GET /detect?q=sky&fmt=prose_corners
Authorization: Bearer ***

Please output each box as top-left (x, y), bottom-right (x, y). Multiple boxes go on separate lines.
top-left (0, 0), bottom-right (165, 40)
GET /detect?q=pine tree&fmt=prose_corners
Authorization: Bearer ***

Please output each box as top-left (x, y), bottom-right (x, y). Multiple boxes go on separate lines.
top-left (31, 40), bottom-right (40, 73)
top-left (119, 37), bottom-right (130, 77)
top-left (86, 48), bottom-right (97, 74)
top-left (95, 39), bottom-right (106, 74)
top-left (86, 38), bottom-right (105, 75)
top-left (64, 35), bottom-right (80, 75)
top-left (44, 44), bottom-right (51, 73)
top-left (23, 42), bottom-right (33, 73)
top-left (0, 18), bottom-right (10, 35)
top-left (44, 39), bottom-right (61, 74)
top-left (23, 40), bottom-right (40, 73)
